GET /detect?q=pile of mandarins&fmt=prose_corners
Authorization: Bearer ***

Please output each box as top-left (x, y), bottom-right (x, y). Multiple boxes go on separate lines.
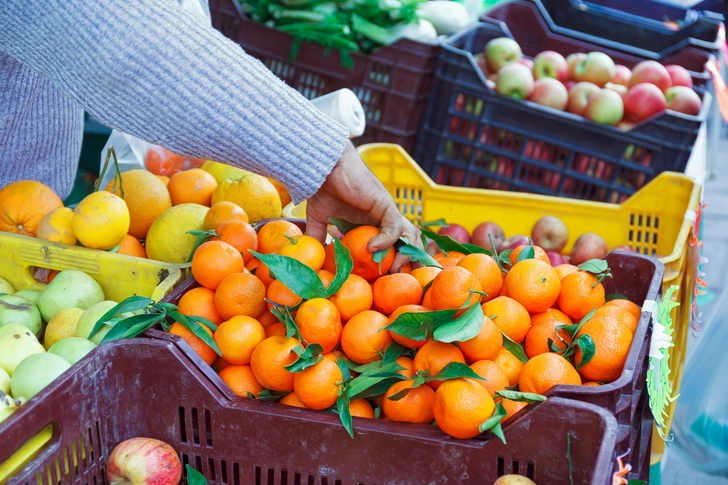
top-left (169, 218), bottom-right (640, 440)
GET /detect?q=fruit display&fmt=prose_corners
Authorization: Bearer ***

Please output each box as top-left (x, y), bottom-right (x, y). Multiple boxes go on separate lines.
top-left (106, 437), bottom-right (182, 485)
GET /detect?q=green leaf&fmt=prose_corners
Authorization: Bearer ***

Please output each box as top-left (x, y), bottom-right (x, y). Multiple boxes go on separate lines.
top-left (168, 310), bottom-right (223, 357)
top-left (284, 344), bottom-right (324, 372)
top-left (573, 334), bottom-right (595, 370)
top-left (328, 218), bottom-right (360, 235)
top-left (270, 304), bottom-right (300, 341)
top-left (479, 401), bottom-right (508, 444)
top-left (420, 228), bottom-right (473, 255)
top-left (336, 392), bottom-right (354, 439)
top-left (88, 296), bottom-right (152, 340)
top-left (385, 308), bottom-right (458, 341)
top-left (336, 353), bottom-right (352, 381)
top-left (461, 243), bottom-right (494, 255)
top-left (432, 302), bottom-right (484, 343)
top-left (108, 244), bottom-right (121, 254)
top-left (606, 293), bottom-right (630, 302)
top-left (396, 239), bottom-right (443, 268)
top-left (422, 218), bottom-right (449, 228)
top-left (577, 259), bottom-right (608, 274)
top-left (256, 389), bottom-right (291, 401)
top-left (186, 465), bottom-right (208, 485)
top-left (627, 481), bottom-right (647, 485)
top-left (326, 238), bottom-right (353, 296)
top-left (251, 251), bottom-right (328, 299)
top-left (383, 342), bottom-right (406, 365)
top-left (426, 362), bottom-right (484, 382)
top-left (350, 359), bottom-right (384, 374)
top-left (495, 390), bottom-right (547, 403)
top-left (501, 331), bottom-right (529, 363)
top-left (347, 371), bottom-right (404, 400)
top-left (100, 313), bottom-right (163, 343)
top-left (372, 247), bottom-right (391, 274)
top-left (186, 230), bottom-right (215, 263)
top-left (190, 315), bottom-right (218, 332)
top-left (573, 307), bottom-right (598, 336)
top-left (516, 244), bottom-right (535, 262)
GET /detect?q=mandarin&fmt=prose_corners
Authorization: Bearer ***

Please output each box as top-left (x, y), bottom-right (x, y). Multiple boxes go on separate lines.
top-left (214, 273), bottom-right (266, 320)
top-left (372, 273), bottom-right (423, 315)
top-left (341, 226), bottom-right (395, 281)
top-left (191, 240), bottom-right (245, 290)
top-left (504, 259), bottom-right (561, 313)
top-left (340, 310), bottom-right (391, 364)
top-left (519, 353), bottom-right (581, 395)
top-left (434, 378), bottom-right (495, 439)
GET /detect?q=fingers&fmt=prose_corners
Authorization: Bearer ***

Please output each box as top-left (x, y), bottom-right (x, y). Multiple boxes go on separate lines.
top-left (305, 199), bottom-right (330, 244)
top-left (390, 251), bottom-right (411, 274)
top-left (401, 217), bottom-right (423, 249)
top-left (367, 203), bottom-right (404, 252)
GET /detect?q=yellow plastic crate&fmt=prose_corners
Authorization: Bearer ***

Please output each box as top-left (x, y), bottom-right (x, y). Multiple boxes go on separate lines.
top-left (358, 143), bottom-right (701, 465)
top-left (0, 232), bottom-right (187, 483)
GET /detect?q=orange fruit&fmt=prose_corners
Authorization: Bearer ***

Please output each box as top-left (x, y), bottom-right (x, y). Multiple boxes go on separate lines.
top-left (372, 273), bottom-right (423, 315)
top-left (278, 235), bottom-right (326, 271)
top-left (167, 169), bottom-right (218, 206)
top-left (395, 356), bottom-right (415, 379)
top-left (557, 272), bottom-right (606, 320)
top-left (168, 321), bottom-right (217, 365)
top-left (191, 240), bottom-right (245, 290)
top-left (422, 288), bottom-right (433, 309)
top-left (502, 399), bottom-right (527, 421)
top-left (494, 347), bottom-right (525, 386)
top-left (266, 177), bottom-right (292, 208)
top-left (203, 201), bottom-right (249, 230)
top-left (434, 378), bottom-right (495, 439)
top-left (508, 245), bottom-right (550, 265)
top-left (254, 262), bottom-right (275, 288)
top-left (256, 309), bottom-right (278, 328)
top-left (0, 180), bottom-right (63, 236)
top-left (329, 274), bottom-right (373, 321)
top-left (257, 220), bottom-right (303, 254)
top-left (583, 381), bottom-right (601, 386)
top-left (555, 264), bottom-right (579, 280)
top-left (457, 253), bottom-right (503, 302)
top-left (340, 310), bottom-right (392, 364)
top-left (266, 280), bottom-right (303, 310)
top-left (214, 315), bottom-right (266, 365)
top-left (430, 266), bottom-right (483, 311)
top-left (504, 259), bottom-right (561, 313)
top-left (293, 356), bottom-right (343, 410)
top-left (470, 360), bottom-right (509, 397)
top-left (117, 234), bottom-right (147, 258)
top-left (531, 308), bottom-right (572, 327)
top-left (156, 175), bottom-right (170, 186)
top-left (211, 220), bottom-right (258, 263)
top-left (105, 169), bottom-right (171, 239)
top-left (349, 399), bottom-right (375, 418)
top-left (433, 251), bottom-right (466, 268)
top-left (294, 299), bottom-right (342, 353)
top-left (250, 336), bottom-right (300, 391)
top-left (178, 287), bottom-right (223, 325)
top-left (604, 299), bottom-right (642, 322)
top-left (519, 353), bottom-right (581, 395)
top-left (397, 263), bottom-right (413, 274)
top-left (382, 379), bottom-right (436, 424)
top-left (524, 319), bottom-right (572, 359)
top-left (47, 270), bottom-right (59, 284)
top-left (410, 267), bottom-right (442, 289)
top-left (213, 356), bottom-right (230, 372)
top-left (214, 273), bottom-right (266, 320)
top-left (219, 364), bottom-right (264, 398)
top-left (458, 316), bottom-right (503, 363)
top-left (593, 305), bottom-right (639, 334)
top-left (482, 296), bottom-right (531, 344)
top-left (317, 270), bottom-right (334, 288)
top-left (279, 392), bottom-right (307, 408)
top-left (265, 322), bottom-right (287, 338)
top-left (575, 316), bottom-right (633, 382)
top-left (413, 341), bottom-right (465, 389)
top-left (387, 304), bottom-right (431, 350)
top-left (341, 226), bottom-right (395, 281)
top-left (321, 243), bottom-right (337, 273)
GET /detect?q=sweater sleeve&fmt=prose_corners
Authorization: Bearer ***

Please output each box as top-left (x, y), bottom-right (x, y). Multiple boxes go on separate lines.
top-left (0, 0), bottom-right (350, 203)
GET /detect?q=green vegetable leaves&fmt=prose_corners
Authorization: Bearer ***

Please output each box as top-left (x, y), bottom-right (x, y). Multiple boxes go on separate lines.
top-left (432, 301), bottom-right (484, 343)
top-left (479, 401), bottom-right (508, 444)
top-left (578, 259), bottom-right (612, 286)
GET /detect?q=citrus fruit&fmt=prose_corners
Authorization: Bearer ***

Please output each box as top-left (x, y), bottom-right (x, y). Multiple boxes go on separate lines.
top-left (214, 356), bottom-right (230, 372)
top-left (36, 207), bottom-right (76, 245)
top-left (211, 174), bottom-right (281, 223)
top-left (557, 271), bottom-right (606, 320)
top-left (256, 309), bottom-right (278, 328)
top-left (266, 280), bottom-right (303, 310)
top-left (254, 262), bottom-right (275, 288)
top-left (494, 347), bottom-right (525, 386)
top-left (266, 177), bottom-right (291, 207)
top-left (219, 364), bottom-right (264, 398)
top-left (583, 381), bottom-right (601, 386)
top-left (278, 235), bottom-right (326, 271)
top-left (604, 299), bottom-right (641, 321)
top-left (156, 175), bottom-right (170, 186)
top-left (508, 245), bottom-right (550, 265)
top-left (201, 160), bottom-right (248, 183)
top-left (413, 341), bottom-right (465, 389)
top-left (293, 298), bottom-right (342, 353)
top-left (214, 273), bottom-right (266, 320)
top-left (575, 316), bottom-right (633, 382)
top-left (349, 399), bottom-right (375, 418)
top-left (372, 273), bottom-right (423, 315)
top-left (555, 264), bottom-right (579, 280)
top-left (117, 235), bottom-right (146, 258)
top-left (43, 307), bottom-right (85, 350)
top-left (504, 259), bottom-right (561, 313)
top-left (265, 322), bottom-right (287, 338)
top-left (410, 267), bottom-right (442, 289)
top-left (211, 220), bottom-right (258, 263)
top-left (341, 226), bottom-right (395, 281)
top-left (203, 201), bottom-right (249, 230)
top-left (458, 316), bottom-right (503, 363)
top-left (482, 296), bottom-right (531, 344)
top-left (293, 356), bottom-right (343, 410)
top-left (257, 220), bottom-right (303, 254)
top-left (317, 270), bottom-right (334, 288)
top-left (430, 266), bottom-right (483, 311)
top-left (0, 180), bottom-right (63, 236)
top-left (387, 305), bottom-right (430, 350)
top-left (340, 310), bottom-right (391, 364)
top-left (422, 289), bottom-right (433, 309)
top-left (502, 399), bottom-right (528, 421)
top-left (382, 379), bottom-right (436, 424)
top-left (519, 352), bottom-right (581, 394)
top-left (167, 169), bottom-right (217, 206)
top-left (105, 169), bottom-right (171, 238)
top-left (433, 378), bottom-right (495, 439)
top-left (169, 321), bottom-right (217, 365)
top-left (191, 240), bottom-right (245, 290)
top-left (593, 305), bottom-right (639, 334)
top-left (469, 360), bottom-right (509, 397)
top-left (321, 243), bottom-right (336, 273)
top-left (178, 287), bottom-right (223, 325)
top-left (145, 203), bottom-right (208, 263)
top-left (530, 308), bottom-right (572, 327)
top-left (433, 251), bottom-right (466, 268)
top-left (395, 356), bottom-right (415, 379)
top-left (457, 254), bottom-right (503, 302)
top-left (73, 191), bottom-right (130, 250)
top-left (250, 336), bottom-right (299, 391)
top-left (328, 274), bottom-right (373, 321)
top-left (524, 319), bottom-right (572, 358)
top-left (279, 392), bottom-right (307, 408)
top-left (214, 315), bottom-right (266, 365)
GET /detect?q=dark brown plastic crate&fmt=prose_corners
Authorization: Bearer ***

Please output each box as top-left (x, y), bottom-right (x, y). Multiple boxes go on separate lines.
top-left (208, 0), bottom-right (439, 154)
top-left (0, 339), bottom-right (622, 484)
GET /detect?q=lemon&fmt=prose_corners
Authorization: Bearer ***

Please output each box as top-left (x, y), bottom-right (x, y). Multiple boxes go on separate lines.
top-left (145, 204), bottom-right (209, 263)
top-left (36, 207), bottom-right (77, 245)
top-left (0, 278), bottom-right (14, 295)
top-left (201, 160), bottom-right (249, 183)
top-left (211, 174), bottom-right (282, 223)
top-left (73, 192), bottom-right (130, 250)
top-left (43, 307), bottom-right (85, 350)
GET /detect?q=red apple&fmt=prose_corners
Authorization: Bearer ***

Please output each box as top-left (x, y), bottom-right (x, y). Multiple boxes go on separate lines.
top-left (485, 37), bottom-right (522, 73)
top-left (426, 240), bottom-right (441, 256)
top-left (519, 58), bottom-right (534, 70)
top-left (533, 50), bottom-right (568, 82)
top-left (574, 52), bottom-right (615, 87)
top-left (566, 53), bottom-right (587, 81)
top-left (611, 65), bottom-right (632, 86)
top-left (438, 223), bottom-right (471, 244)
top-left (624, 83), bottom-right (667, 122)
top-left (500, 235), bottom-right (530, 252)
top-left (496, 63), bottom-right (534, 100)
top-left (665, 86), bottom-right (702, 116)
top-left (546, 251), bottom-right (568, 266)
top-left (610, 245), bottom-right (635, 253)
top-left (106, 438), bottom-right (182, 485)
top-left (570, 233), bottom-right (608, 264)
top-left (564, 81), bottom-right (575, 91)
top-left (605, 82), bottom-right (628, 102)
top-left (531, 216), bottom-right (569, 252)
top-left (567, 82), bottom-right (600, 116)
top-left (528, 78), bottom-right (568, 110)
top-left (666, 64), bottom-right (693, 88)
top-left (585, 88), bottom-right (624, 125)
top-left (472, 221), bottom-right (505, 252)
top-left (629, 60), bottom-right (672, 92)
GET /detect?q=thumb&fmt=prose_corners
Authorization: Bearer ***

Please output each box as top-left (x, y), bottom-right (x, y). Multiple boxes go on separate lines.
top-left (305, 211), bottom-right (329, 244)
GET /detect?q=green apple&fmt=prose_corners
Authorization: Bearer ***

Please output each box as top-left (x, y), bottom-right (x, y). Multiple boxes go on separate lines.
top-left (0, 294), bottom-right (42, 338)
top-left (38, 270), bottom-right (104, 322)
top-left (48, 338), bottom-right (97, 365)
top-left (11, 353), bottom-right (71, 401)
top-left (0, 328), bottom-right (45, 376)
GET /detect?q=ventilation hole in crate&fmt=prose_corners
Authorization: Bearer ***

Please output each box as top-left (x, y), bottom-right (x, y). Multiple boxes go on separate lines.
top-left (205, 409), bottom-right (213, 446)
top-left (208, 458), bottom-right (217, 481)
top-left (497, 457), bottom-right (505, 476)
top-left (527, 462), bottom-right (535, 478)
top-left (308, 476), bottom-right (315, 485)
top-left (511, 459), bottom-right (520, 474)
top-left (195, 455), bottom-right (203, 474)
top-left (94, 475), bottom-right (99, 485)
top-left (221, 460), bottom-right (229, 484)
top-left (95, 420), bottom-right (102, 459)
top-left (267, 468), bottom-right (275, 484)
top-left (369, 63), bottom-right (391, 87)
top-left (192, 408), bottom-right (200, 445)
top-left (321, 477), bottom-right (328, 485)
top-left (255, 466), bottom-right (262, 485)
top-left (182, 454), bottom-right (190, 469)
top-left (233, 462), bottom-right (240, 485)
top-left (179, 407), bottom-right (187, 443)
top-left (86, 426), bottom-right (93, 465)
top-left (70, 441), bottom-right (78, 475)
top-left (280, 469), bottom-right (288, 484)
top-left (335, 480), bottom-right (342, 485)
top-left (81, 432), bottom-right (89, 469)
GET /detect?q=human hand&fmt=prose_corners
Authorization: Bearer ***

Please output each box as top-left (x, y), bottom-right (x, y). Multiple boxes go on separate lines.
top-left (306, 141), bottom-right (421, 269)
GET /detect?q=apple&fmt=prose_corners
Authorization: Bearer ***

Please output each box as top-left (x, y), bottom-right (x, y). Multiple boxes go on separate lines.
top-left (485, 37), bottom-right (522, 73)
top-left (611, 65), bottom-right (631, 86)
top-left (438, 224), bottom-right (471, 244)
top-left (500, 235), bottom-right (530, 252)
top-left (528, 78), bottom-right (568, 110)
top-left (624, 83), bottom-right (667, 122)
top-left (496, 63), bottom-right (534, 100)
top-left (566, 53), bottom-right (587, 81)
top-left (531, 216), bottom-right (568, 252)
top-left (574, 52), bottom-right (615, 87)
top-left (475, 54), bottom-right (489, 76)
top-left (570, 233), bottom-right (608, 264)
top-left (564, 81), bottom-right (575, 91)
top-left (533, 50), bottom-right (568, 82)
top-left (567, 82), bottom-right (600, 116)
top-left (546, 251), bottom-right (568, 266)
top-left (472, 222), bottom-right (505, 252)
top-left (485, 78), bottom-right (497, 90)
top-left (617, 120), bottom-right (635, 131)
top-left (666, 64), bottom-right (693, 88)
top-left (518, 58), bottom-right (534, 70)
top-left (665, 86), bottom-right (702, 116)
top-left (585, 88), bottom-right (624, 125)
top-left (494, 476), bottom-right (536, 485)
top-left (605, 82), bottom-right (628, 101)
top-left (106, 438), bottom-right (182, 485)
top-left (426, 240), bottom-right (440, 256)
top-left (629, 60), bottom-right (672, 92)
top-left (610, 245), bottom-right (635, 253)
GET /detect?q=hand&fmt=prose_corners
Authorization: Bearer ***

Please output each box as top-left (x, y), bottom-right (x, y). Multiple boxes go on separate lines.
top-left (306, 141), bottom-right (421, 269)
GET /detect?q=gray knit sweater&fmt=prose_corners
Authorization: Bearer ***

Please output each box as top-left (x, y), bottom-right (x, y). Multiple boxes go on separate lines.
top-left (0, 0), bottom-right (349, 202)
